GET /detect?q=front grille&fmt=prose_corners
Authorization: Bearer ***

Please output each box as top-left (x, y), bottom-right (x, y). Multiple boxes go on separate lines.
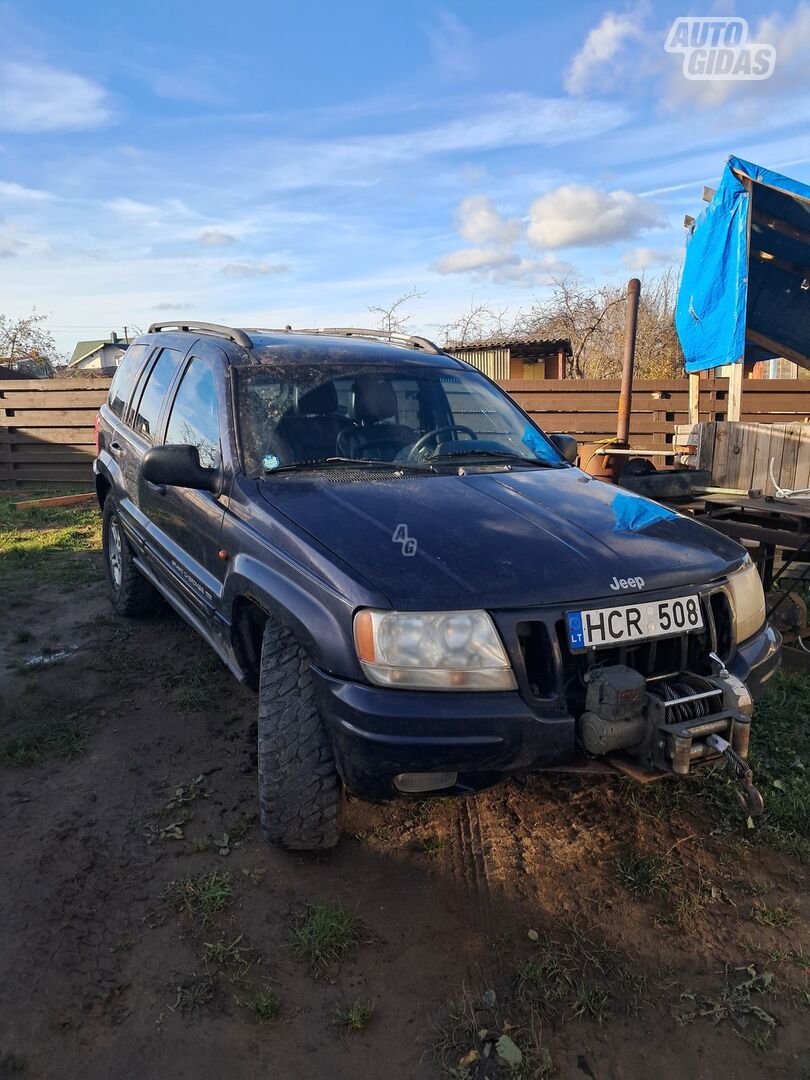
top-left (508, 587), bottom-right (735, 711)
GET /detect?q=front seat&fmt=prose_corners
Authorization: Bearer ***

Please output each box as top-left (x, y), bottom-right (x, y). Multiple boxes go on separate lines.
top-left (276, 382), bottom-right (351, 462)
top-left (338, 379), bottom-right (415, 460)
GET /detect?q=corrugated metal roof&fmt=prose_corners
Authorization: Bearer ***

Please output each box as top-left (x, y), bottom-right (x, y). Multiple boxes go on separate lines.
top-left (446, 337), bottom-right (572, 353)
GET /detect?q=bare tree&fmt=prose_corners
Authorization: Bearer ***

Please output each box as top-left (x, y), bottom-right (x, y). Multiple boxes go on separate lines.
top-left (367, 289), bottom-right (425, 334)
top-left (514, 270), bottom-right (684, 378)
top-left (437, 298), bottom-right (510, 347)
top-left (0, 310), bottom-right (60, 377)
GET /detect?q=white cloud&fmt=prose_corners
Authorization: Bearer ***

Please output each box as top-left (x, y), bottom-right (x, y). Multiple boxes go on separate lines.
top-left (0, 180), bottom-right (54, 201)
top-left (622, 246), bottom-right (678, 269)
top-left (106, 197), bottom-right (156, 216)
top-left (198, 229), bottom-right (236, 247)
top-left (426, 11), bottom-right (475, 79)
top-left (0, 221), bottom-right (49, 258)
top-left (456, 195), bottom-right (521, 246)
top-left (528, 184), bottom-right (663, 248)
top-left (221, 260), bottom-right (288, 278)
top-left (492, 254), bottom-right (573, 286)
top-left (434, 246), bottom-right (518, 275)
top-left (565, 9), bottom-right (645, 96)
top-left (251, 94), bottom-right (629, 191)
top-left (0, 61), bottom-right (110, 133)
top-left (153, 301), bottom-right (194, 311)
top-left (664, 6), bottom-right (810, 111)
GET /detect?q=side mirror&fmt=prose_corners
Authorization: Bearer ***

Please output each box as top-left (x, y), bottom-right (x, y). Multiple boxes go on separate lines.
top-left (141, 444), bottom-right (219, 493)
top-left (549, 433), bottom-right (578, 465)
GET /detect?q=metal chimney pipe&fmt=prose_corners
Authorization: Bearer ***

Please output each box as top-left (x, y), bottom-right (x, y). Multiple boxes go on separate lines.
top-left (616, 278), bottom-right (641, 446)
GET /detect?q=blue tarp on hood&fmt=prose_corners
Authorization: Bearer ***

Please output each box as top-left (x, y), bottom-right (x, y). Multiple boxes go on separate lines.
top-left (675, 156), bottom-right (810, 373)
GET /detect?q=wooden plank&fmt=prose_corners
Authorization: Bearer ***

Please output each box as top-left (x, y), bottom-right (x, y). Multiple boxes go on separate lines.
top-left (746, 328), bottom-right (810, 372)
top-left (697, 422), bottom-right (716, 472)
top-left (0, 391), bottom-right (108, 408)
top-left (0, 378), bottom-right (112, 391)
top-left (14, 492), bottom-right (96, 510)
top-left (0, 466), bottom-right (96, 481)
top-left (1, 430), bottom-right (96, 444)
top-left (689, 373), bottom-right (700, 425)
top-left (727, 363), bottom-right (744, 422)
top-left (712, 422), bottom-right (731, 486)
top-left (794, 426), bottom-right (810, 493)
top-left (0, 409), bottom-right (103, 427)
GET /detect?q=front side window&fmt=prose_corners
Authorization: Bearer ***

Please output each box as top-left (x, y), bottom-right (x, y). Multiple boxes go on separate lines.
top-left (165, 358), bottom-right (220, 468)
top-left (131, 347), bottom-right (183, 440)
top-left (236, 362), bottom-right (563, 476)
top-left (108, 344), bottom-right (149, 418)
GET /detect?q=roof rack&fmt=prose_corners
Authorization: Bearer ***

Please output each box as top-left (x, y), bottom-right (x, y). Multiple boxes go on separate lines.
top-left (244, 326), bottom-right (443, 355)
top-left (147, 321), bottom-right (253, 349)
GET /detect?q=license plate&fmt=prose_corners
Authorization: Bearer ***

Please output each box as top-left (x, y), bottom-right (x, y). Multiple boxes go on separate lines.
top-left (567, 594), bottom-right (704, 650)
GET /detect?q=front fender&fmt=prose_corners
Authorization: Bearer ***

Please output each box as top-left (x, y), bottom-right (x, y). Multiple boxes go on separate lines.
top-left (224, 554), bottom-right (365, 680)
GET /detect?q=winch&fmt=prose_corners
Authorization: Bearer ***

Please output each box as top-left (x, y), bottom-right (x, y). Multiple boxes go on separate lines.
top-left (576, 654), bottom-right (763, 813)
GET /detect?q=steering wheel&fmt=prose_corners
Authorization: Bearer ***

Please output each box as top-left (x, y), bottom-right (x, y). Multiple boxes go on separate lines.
top-left (404, 424), bottom-right (478, 462)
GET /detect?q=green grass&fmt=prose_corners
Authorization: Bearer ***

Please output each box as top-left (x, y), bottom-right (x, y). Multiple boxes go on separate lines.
top-left (618, 670), bottom-right (810, 863)
top-left (615, 851), bottom-right (672, 899)
top-left (0, 713), bottom-right (88, 767)
top-left (0, 490), bottom-right (102, 601)
top-left (166, 871), bottom-right (235, 925)
top-left (290, 901), bottom-right (361, 969)
top-left (248, 987), bottom-right (281, 1021)
top-left (336, 998), bottom-right (375, 1031)
top-left (751, 900), bottom-right (799, 929)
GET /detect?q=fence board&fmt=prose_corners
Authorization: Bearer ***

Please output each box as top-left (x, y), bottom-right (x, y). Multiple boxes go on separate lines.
top-left (5, 376), bottom-right (810, 487)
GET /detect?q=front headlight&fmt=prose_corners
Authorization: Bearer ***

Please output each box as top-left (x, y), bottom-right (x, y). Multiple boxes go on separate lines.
top-left (726, 559), bottom-right (766, 643)
top-left (353, 609), bottom-right (517, 691)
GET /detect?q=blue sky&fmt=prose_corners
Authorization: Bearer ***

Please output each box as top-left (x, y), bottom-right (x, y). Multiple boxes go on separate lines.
top-left (1, 0), bottom-right (809, 356)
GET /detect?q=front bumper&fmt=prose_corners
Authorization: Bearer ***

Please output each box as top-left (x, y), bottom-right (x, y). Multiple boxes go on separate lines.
top-left (313, 619), bottom-right (781, 801)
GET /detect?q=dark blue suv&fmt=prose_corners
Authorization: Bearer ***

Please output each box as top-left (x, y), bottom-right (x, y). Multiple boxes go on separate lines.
top-left (94, 322), bottom-right (780, 849)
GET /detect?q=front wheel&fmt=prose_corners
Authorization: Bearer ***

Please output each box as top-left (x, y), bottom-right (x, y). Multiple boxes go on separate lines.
top-left (102, 499), bottom-right (159, 616)
top-left (257, 617), bottom-right (343, 850)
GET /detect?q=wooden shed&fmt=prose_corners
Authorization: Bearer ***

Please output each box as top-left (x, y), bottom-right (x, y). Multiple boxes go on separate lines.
top-left (445, 338), bottom-right (572, 381)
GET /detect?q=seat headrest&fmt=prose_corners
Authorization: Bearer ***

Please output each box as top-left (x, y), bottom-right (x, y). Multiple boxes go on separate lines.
top-left (298, 381), bottom-right (338, 415)
top-left (354, 379), bottom-right (398, 423)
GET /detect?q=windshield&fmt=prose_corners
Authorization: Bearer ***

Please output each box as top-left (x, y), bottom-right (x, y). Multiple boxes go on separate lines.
top-left (235, 362), bottom-right (563, 475)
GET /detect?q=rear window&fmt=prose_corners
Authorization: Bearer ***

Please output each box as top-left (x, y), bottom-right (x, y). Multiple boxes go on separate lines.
top-left (107, 344), bottom-right (150, 418)
top-left (131, 347), bottom-right (184, 440)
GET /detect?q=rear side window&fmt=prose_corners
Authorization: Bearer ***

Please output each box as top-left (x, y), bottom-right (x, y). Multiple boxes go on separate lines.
top-left (131, 347), bottom-right (183, 440)
top-left (107, 344), bottom-right (149, 418)
top-left (165, 359), bottom-right (221, 468)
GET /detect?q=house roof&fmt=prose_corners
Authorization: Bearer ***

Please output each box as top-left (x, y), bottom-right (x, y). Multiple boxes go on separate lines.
top-left (445, 337), bottom-right (572, 355)
top-left (68, 337), bottom-right (127, 366)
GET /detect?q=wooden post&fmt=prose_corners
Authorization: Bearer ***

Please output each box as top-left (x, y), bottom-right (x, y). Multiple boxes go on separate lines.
top-left (688, 372), bottom-right (700, 426)
top-left (727, 361), bottom-right (744, 422)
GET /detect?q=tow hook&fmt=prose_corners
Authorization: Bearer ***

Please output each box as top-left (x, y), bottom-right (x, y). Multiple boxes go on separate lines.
top-left (706, 733), bottom-right (765, 817)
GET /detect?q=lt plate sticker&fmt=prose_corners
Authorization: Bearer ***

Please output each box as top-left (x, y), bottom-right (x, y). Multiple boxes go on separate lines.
top-left (567, 594), bottom-right (703, 649)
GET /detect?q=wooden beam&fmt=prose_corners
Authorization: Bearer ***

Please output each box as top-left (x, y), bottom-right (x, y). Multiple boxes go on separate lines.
top-left (752, 208), bottom-right (810, 248)
top-left (727, 362), bottom-right (744, 422)
top-left (751, 247), bottom-right (810, 282)
top-left (14, 491), bottom-right (96, 510)
top-left (689, 372), bottom-right (700, 425)
top-left (746, 328), bottom-right (810, 371)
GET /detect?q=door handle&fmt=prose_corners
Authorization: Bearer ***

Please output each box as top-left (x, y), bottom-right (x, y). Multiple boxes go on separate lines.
top-left (109, 441), bottom-right (123, 455)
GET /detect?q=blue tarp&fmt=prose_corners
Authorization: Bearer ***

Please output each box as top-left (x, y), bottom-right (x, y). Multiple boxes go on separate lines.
top-left (675, 156), bottom-right (810, 373)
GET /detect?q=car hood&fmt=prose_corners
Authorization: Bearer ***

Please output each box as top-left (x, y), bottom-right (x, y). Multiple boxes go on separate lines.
top-left (258, 467), bottom-right (746, 610)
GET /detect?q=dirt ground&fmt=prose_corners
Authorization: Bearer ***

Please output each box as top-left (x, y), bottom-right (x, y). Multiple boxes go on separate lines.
top-left (1, 543), bottom-right (809, 1079)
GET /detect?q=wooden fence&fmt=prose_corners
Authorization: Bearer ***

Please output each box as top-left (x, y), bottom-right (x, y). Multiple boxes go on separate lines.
top-left (4, 375), bottom-right (810, 488)
top-left (0, 377), bottom-right (111, 488)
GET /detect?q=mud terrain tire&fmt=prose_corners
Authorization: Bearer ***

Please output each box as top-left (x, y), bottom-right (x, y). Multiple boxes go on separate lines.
top-left (102, 499), bottom-right (159, 616)
top-left (258, 617), bottom-right (343, 850)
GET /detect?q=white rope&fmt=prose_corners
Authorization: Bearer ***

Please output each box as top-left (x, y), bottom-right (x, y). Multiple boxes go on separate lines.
top-left (769, 456), bottom-right (810, 499)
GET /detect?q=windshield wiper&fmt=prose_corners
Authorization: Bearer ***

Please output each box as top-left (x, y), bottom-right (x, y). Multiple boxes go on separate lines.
top-left (266, 456), bottom-right (435, 474)
top-left (430, 449), bottom-right (563, 467)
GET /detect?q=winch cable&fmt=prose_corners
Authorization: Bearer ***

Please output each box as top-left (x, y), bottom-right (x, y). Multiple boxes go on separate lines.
top-left (654, 680), bottom-right (715, 724)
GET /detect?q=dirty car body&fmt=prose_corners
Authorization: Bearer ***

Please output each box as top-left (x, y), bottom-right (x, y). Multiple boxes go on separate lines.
top-left (94, 323), bottom-right (780, 843)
